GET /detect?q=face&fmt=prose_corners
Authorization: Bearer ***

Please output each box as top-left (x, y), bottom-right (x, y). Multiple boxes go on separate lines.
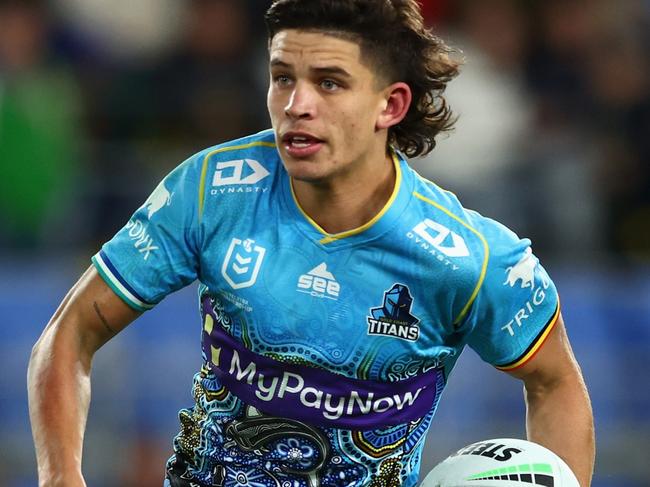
top-left (267, 30), bottom-right (392, 183)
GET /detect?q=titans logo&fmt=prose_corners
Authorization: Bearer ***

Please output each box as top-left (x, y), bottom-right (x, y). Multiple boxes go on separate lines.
top-left (367, 284), bottom-right (420, 341)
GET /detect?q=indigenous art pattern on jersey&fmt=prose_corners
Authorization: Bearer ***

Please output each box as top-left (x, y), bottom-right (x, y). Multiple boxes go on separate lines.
top-left (94, 130), bottom-right (560, 486)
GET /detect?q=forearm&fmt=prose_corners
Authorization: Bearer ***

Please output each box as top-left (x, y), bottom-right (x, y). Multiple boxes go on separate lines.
top-left (525, 373), bottom-right (595, 487)
top-left (28, 321), bottom-right (93, 487)
top-left (27, 267), bottom-right (138, 486)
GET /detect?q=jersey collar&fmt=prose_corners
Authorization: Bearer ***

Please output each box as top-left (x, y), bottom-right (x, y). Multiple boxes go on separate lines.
top-left (281, 149), bottom-right (414, 249)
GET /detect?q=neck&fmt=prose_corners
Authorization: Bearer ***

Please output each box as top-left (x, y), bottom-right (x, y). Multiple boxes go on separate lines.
top-left (292, 152), bottom-right (397, 235)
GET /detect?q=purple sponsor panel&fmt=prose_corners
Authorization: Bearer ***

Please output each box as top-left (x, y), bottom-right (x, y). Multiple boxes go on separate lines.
top-left (201, 315), bottom-right (444, 430)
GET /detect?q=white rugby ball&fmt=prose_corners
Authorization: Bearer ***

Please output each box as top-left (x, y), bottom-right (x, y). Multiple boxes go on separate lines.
top-left (421, 438), bottom-right (579, 487)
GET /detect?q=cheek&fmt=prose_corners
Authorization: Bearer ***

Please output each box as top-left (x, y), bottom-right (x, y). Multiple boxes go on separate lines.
top-left (354, 98), bottom-right (380, 131)
top-left (335, 112), bottom-right (359, 143)
top-left (267, 88), bottom-right (283, 121)
top-left (345, 105), bottom-right (377, 140)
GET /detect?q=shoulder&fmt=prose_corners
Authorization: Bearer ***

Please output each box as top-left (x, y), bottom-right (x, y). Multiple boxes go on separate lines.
top-left (196, 129), bottom-right (278, 165)
top-left (190, 130), bottom-right (283, 220)
top-left (406, 165), bottom-right (489, 267)
top-left (172, 129), bottom-right (279, 179)
top-left (404, 164), bottom-right (534, 317)
top-left (162, 130), bottom-right (278, 210)
top-left (146, 130), bottom-right (278, 204)
top-left (195, 129), bottom-right (280, 191)
top-left (407, 164), bottom-right (523, 259)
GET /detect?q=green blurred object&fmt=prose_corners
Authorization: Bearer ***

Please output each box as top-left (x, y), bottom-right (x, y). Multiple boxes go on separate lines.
top-left (0, 68), bottom-right (80, 247)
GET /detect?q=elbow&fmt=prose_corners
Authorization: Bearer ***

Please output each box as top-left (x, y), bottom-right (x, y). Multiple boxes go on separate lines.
top-left (30, 316), bottom-right (99, 380)
top-left (30, 332), bottom-right (47, 363)
top-left (524, 367), bottom-right (592, 411)
top-left (30, 318), bottom-right (59, 362)
top-left (524, 354), bottom-right (588, 396)
top-left (28, 326), bottom-right (54, 387)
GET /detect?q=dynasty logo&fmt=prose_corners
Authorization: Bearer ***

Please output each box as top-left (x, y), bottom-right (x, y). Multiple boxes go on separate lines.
top-left (367, 283), bottom-right (420, 341)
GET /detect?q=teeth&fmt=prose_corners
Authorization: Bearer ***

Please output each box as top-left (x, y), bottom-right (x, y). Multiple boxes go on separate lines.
top-left (289, 135), bottom-right (312, 148)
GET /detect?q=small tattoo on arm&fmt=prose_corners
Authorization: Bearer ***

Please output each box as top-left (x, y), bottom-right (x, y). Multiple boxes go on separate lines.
top-left (93, 301), bottom-right (116, 335)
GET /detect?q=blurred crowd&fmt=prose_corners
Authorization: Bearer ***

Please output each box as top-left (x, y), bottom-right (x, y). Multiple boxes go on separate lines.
top-left (0, 0), bottom-right (649, 263)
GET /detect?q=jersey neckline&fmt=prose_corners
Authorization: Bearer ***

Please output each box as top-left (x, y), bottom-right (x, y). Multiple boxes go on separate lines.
top-left (279, 150), bottom-right (414, 249)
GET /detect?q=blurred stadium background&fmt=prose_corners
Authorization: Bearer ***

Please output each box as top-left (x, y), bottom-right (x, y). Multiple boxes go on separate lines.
top-left (1, 0), bottom-right (648, 485)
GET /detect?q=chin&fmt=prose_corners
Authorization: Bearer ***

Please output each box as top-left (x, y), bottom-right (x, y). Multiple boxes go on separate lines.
top-left (286, 166), bottom-right (329, 184)
top-left (280, 155), bottom-right (330, 183)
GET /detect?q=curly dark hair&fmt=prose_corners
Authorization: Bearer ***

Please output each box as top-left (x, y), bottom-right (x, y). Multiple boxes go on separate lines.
top-left (265, 0), bottom-right (461, 158)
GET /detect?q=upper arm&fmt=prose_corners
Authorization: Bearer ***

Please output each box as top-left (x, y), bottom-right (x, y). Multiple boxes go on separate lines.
top-left (504, 313), bottom-right (582, 389)
top-left (464, 225), bottom-right (560, 369)
top-left (45, 151), bottom-right (204, 353)
top-left (42, 266), bottom-right (141, 354)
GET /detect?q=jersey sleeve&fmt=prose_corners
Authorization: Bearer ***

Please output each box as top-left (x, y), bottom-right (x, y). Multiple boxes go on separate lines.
top-left (91, 155), bottom-right (202, 311)
top-left (464, 219), bottom-right (560, 371)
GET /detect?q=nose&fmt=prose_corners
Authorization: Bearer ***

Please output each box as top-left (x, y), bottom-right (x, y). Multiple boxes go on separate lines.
top-left (284, 82), bottom-right (315, 120)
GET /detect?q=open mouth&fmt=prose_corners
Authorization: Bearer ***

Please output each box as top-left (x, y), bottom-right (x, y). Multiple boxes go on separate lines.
top-left (289, 136), bottom-right (315, 148)
top-left (282, 132), bottom-right (324, 157)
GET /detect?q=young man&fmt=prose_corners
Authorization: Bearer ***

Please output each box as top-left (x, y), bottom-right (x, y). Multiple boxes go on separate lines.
top-left (28, 1), bottom-right (595, 486)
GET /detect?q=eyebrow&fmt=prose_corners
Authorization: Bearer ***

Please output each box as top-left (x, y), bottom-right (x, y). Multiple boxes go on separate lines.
top-left (270, 59), bottom-right (352, 79)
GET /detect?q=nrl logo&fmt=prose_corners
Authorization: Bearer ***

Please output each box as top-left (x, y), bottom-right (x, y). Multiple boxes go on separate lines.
top-left (221, 238), bottom-right (266, 290)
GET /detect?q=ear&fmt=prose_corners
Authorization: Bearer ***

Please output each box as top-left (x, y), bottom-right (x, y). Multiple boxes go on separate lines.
top-left (376, 82), bottom-right (412, 131)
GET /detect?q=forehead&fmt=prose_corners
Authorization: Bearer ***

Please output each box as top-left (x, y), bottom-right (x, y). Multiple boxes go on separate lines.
top-left (269, 29), bottom-right (365, 70)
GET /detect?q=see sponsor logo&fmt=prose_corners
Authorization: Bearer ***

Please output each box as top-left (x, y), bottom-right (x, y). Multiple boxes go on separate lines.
top-left (297, 263), bottom-right (340, 300)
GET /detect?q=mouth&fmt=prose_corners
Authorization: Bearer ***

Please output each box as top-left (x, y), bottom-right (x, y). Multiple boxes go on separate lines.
top-left (281, 131), bottom-right (324, 158)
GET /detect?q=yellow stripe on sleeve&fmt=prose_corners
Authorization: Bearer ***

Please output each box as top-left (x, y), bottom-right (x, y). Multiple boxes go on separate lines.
top-left (413, 191), bottom-right (490, 325)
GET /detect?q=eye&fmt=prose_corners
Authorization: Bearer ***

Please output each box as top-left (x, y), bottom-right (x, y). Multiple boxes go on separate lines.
top-left (320, 79), bottom-right (341, 91)
top-left (273, 74), bottom-right (293, 87)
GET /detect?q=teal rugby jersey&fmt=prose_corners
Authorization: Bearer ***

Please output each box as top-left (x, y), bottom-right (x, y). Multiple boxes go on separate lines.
top-left (92, 129), bottom-right (560, 487)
